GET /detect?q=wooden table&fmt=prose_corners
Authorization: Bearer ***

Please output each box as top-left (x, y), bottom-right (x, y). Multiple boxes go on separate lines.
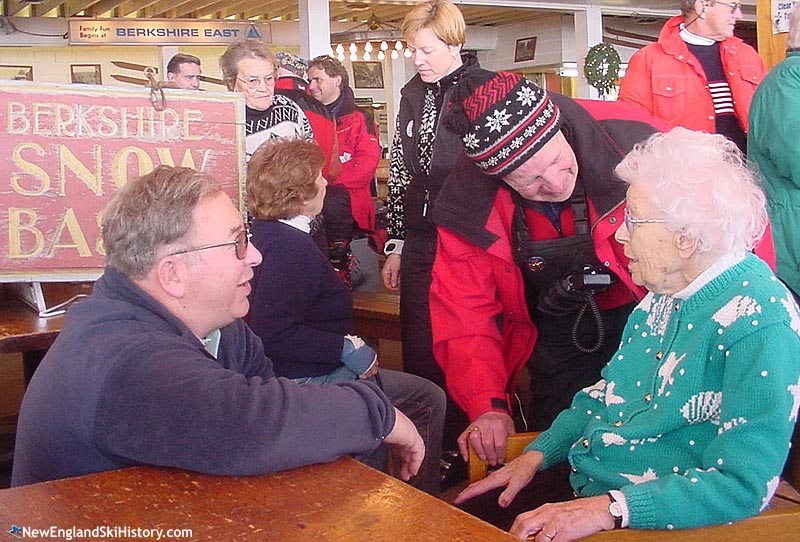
top-left (0, 287), bottom-right (68, 383)
top-left (0, 286), bottom-right (400, 402)
top-left (352, 291), bottom-right (400, 343)
top-left (1, 288), bottom-right (401, 371)
top-left (0, 457), bottom-right (514, 542)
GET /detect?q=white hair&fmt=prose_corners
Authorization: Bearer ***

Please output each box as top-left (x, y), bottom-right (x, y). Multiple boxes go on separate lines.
top-left (615, 128), bottom-right (767, 255)
top-left (789, 4), bottom-right (800, 49)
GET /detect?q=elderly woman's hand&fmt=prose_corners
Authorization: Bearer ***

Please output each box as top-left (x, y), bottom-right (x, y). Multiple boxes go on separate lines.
top-left (510, 495), bottom-right (616, 542)
top-left (453, 449), bottom-right (543, 508)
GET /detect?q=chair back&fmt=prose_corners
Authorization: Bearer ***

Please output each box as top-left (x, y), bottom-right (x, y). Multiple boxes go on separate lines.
top-left (468, 431), bottom-right (540, 484)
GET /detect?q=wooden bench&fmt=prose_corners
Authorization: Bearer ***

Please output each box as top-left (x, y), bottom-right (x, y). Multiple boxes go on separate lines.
top-left (376, 158), bottom-right (389, 200)
top-left (352, 291), bottom-right (401, 367)
top-left (352, 291), bottom-right (400, 341)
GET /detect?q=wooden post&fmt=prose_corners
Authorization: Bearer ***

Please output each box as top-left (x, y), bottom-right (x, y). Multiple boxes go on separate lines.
top-left (757, 0), bottom-right (789, 70)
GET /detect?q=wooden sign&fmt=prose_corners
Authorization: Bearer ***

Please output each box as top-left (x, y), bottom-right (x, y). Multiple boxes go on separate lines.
top-left (0, 80), bottom-right (246, 282)
top-left (67, 18), bottom-right (272, 46)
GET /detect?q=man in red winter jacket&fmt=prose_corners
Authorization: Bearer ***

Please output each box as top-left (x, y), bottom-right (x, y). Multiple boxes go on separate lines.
top-left (618, 0), bottom-right (765, 155)
top-left (307, 55), bottom-right (382, 289)
top-left (275, 52), bottom-right (341, 182)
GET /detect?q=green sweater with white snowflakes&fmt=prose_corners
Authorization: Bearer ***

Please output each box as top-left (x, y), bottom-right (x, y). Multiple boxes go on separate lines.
top-left (527, 254), bottom-right (800, 529)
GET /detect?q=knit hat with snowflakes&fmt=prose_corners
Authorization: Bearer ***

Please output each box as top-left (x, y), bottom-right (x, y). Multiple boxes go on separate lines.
top-left (445, 70), bottom-right (561, 177)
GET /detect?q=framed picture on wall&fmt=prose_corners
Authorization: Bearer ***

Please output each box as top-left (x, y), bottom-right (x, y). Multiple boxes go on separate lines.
top-left (514, 36), bottom-right (537, 63)
top-left (70, 64), bottom-right (102, 85)
top-left (0, 65), bottom-right (33, 81)
top-left (352, 61), bottom-right (384, 89)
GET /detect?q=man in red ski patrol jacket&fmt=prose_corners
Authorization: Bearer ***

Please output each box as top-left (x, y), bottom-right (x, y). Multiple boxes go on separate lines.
top-left (431, 71), bottom-right (774, 469)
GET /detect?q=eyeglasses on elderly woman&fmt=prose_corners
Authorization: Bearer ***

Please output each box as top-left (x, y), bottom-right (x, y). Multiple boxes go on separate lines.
top-left (236, 74), bottom-right (275, 90)
top-left (623, 206), bottom-right (665, 234)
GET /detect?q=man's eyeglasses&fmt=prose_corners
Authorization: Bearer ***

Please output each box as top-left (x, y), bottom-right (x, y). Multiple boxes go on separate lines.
top-left (236, 75), bottom-right (274, 90)
top-left (713, 1), bottom-right (741, 14)
top-left (169, 228), bottom-right (251, 260)
top-left (623, 207), bottom-right (665, 233)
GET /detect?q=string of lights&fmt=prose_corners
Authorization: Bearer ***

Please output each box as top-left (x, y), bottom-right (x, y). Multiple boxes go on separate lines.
top-left (330, 13), bottom-right (411, 62)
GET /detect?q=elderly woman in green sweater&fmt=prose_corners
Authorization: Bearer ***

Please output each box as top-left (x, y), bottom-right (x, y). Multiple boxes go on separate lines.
top-left (455, 128), bottom-right (800, 541)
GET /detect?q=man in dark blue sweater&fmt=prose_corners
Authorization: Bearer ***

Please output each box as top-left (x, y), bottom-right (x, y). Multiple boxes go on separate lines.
top-left (12, 165), bottom-right (424, 487)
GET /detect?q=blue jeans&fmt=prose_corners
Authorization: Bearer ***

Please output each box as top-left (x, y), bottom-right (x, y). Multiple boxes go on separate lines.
top-left (293, 368), bottom-right (445, 495)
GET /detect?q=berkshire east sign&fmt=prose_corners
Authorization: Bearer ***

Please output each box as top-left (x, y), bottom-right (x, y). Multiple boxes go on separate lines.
top-left (0, 80), bottom-right (246, 282)
top-left (67, 18), bottom-right (272, 45)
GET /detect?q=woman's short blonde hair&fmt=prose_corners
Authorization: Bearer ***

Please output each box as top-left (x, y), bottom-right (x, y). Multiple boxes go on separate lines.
top-left (246, 138), bottom-right (325, 220)
top-left (402, 0), bottom-right (466, 46)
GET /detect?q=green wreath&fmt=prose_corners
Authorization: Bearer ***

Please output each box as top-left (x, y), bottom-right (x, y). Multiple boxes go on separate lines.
top-left (583, 42), bottom-right (621, 92)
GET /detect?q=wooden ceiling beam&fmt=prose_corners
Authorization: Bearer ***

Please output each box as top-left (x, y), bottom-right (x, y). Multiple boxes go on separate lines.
top-left (193, 0), bottom-right (227, 19)
top-left (5, 0), bottom-right (28, 16)
top-left (1, 0), bottom-right (621, 29)
top-left (367, 6), bottom-right (404, 25)
top-left (115, 0), bottom-right (163, 17)
top-left (173, 0), bottom-right (224, 19)
top-left (329, 5), bottom-right (405, 27)
top-left (80, 0), bottom-right (127, 17)
top-left (214, 0), bottom-right (262, 19)
top-left (216, 0), bottom-right (267, 20)
top-left (329, 7), bottom-right (359, 22)
top-left (31, 0), bottom-right (70, 16)
top-left (63, 0), bottom-right (103, 17)
top-left (241, 0), bottom-right (298, 21)
top-left (264, 0), bottom-right (299, 16)
top-left (146, 0), bottom-right (196, 18)
top-left (462, 7), bottom-right (539, 26)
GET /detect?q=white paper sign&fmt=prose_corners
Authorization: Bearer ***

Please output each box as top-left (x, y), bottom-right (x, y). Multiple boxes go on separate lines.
top-left (772, 0), bottom-right (800, 33)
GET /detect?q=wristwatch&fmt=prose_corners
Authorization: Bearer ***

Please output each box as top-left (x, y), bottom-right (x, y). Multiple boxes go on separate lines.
top-left (607, 493), bottom-right (623, 529)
